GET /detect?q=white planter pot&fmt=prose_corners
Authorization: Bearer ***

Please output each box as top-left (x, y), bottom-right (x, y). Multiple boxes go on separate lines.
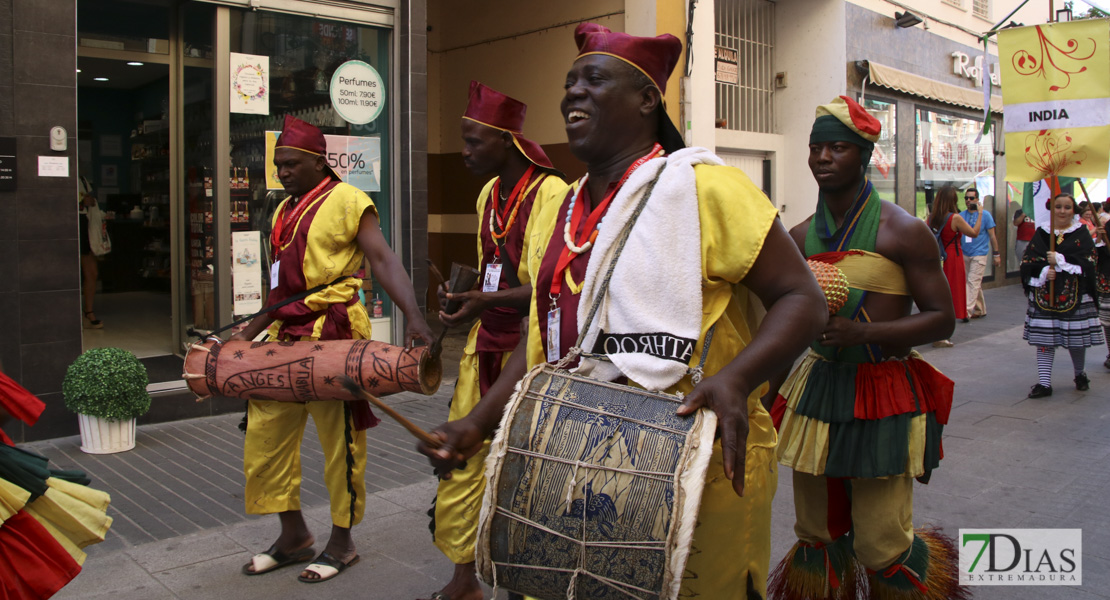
top-left (77, 413), bottom-right (136, 454)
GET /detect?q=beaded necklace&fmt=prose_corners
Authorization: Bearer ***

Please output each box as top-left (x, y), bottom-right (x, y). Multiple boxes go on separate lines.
top-left (489, 164), bottom-right (536, 245)
top-left (549, 143), bottom-right (663, 297)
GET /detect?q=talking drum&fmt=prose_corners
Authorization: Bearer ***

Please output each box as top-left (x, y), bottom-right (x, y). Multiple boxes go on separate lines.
top-left (182, 338), bottom-right (441, 401)
top-left (476, 365), bottom-right (717, 600)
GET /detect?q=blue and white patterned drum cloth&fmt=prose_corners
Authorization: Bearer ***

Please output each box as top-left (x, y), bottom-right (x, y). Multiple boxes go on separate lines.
top-left (477, 364), bottom-right (717, 600)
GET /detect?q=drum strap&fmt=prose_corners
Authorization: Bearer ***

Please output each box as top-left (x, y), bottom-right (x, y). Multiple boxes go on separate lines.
top-left (561, 161), bottom-right (715, 385)
top-left (186, 275), bottom-right (352, 340)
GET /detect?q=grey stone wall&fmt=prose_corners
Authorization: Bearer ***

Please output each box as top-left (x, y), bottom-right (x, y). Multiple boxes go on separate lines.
top-left (400, 0), bottom-right (429, 317)
top-left (0, 0), bottom-right (82, 443)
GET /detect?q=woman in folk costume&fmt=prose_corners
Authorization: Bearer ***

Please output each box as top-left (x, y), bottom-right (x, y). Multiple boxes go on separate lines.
top-left (769, 96), bottom-right (963, 600)
top-left (1022, 192), bottom-right (1105, 397)
top-left (419, 23), bottom-right (826, 599)
top-left (1096, 214), bottom-right (1110, 370)
top-left (0, 370), bottom-right (113, 599)
top-left (425, 82), bottom-right (566, 600)
top-left (926, 184), bottom-right (982, 347)
top-left (231, 115), bottom-right (433, 583)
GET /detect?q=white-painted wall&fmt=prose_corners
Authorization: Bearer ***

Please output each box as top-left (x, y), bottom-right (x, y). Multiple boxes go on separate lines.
top-left (772, 0), bottom-right (848, 227)
top-left (428, 0), bottom-right (625, 155)
top-left (847, 0), bottom-right (1052, 48)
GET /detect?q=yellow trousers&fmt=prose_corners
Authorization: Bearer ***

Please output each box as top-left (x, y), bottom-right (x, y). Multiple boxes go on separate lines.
top-left (433, 348), bottom-right (510, 564)
top-left (791, 470), bottom-right (914, 571)
top-left (243, 399), bottom-right (367, 527)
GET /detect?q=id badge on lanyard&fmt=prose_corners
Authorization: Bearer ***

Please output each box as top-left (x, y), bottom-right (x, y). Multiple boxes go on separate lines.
top-left (483, 262), bottom-right (503, 293)
top-left (270, 260), bottom-right (281, 289)
top-left (546, 307), bottom-right (561, 363)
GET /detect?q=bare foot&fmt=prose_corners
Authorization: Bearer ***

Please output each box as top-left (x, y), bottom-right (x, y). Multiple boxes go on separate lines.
top-left (299, 525), bottom-right (357, 582)
top-left (421, 562), bottom-right (483, 600)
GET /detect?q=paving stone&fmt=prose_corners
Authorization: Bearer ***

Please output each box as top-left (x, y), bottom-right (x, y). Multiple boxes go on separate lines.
top-left (126, 530), bottom-right (244, 573)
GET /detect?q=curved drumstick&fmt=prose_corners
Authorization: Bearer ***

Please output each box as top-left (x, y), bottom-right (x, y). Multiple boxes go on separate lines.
top-left (339, 376), bottom-right (441, 448)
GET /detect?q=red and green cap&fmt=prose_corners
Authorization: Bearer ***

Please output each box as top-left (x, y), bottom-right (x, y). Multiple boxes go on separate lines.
top-left (811, 96), bottom-right (881, 146)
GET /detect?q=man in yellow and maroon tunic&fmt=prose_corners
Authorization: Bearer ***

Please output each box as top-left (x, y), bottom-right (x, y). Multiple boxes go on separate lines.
top-left (425, 82), bottom-right (566, 600)
top-left (420, 24), bottom-right (826, 599)
top-left (768, 97), bottom-right (962, 600)
top-left (232, 115), bottom-right (433, 584)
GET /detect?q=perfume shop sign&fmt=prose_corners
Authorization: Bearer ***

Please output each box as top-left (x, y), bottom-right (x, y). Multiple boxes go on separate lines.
top-left (330, 60), bottom-right (385, 125)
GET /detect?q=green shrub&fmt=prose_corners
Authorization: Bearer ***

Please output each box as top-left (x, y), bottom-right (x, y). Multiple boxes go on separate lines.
top-left (63, 347), bottom-right (151, 421)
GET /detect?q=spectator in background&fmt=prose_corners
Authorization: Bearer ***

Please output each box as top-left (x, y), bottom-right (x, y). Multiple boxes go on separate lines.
top-left (1099, 201), bottom-right (1109, 225)
top-left (1014, 207), bottom-right (1036, 263)
top-left (928, 184), bottom-right (982, 346)
top-left (959, 188), bottom-right (999, 320)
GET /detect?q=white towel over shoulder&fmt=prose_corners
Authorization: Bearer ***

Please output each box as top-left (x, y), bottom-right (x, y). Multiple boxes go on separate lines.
top-left (575, 147), bottom-right (722, 391)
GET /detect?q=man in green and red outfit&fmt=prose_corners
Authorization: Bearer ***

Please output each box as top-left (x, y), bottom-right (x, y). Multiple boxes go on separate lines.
top-left (233, 115), bottom-right (433, 584)
top-left (768, 96), bottom-right (963, 600)
top-left (425, 81), bottom-right (565, 600)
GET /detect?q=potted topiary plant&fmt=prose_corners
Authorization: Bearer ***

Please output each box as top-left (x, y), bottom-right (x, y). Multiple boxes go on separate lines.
top-left (63, 347), bottom-right (151, 454)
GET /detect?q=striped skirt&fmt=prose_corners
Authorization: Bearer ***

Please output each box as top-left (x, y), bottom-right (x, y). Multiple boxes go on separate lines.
top-left (1099, 292), bottom-right (1110, 328)
top-left (1024, 293), bottom-right (1106, 348)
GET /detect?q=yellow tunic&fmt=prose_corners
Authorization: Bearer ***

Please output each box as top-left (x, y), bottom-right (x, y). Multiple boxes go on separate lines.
top-left (434, 174), bottom-right (568, 565)
top-left (521, 164), bottom-right (779, 599)
top-left (245, 182), bottom-right (377, 527)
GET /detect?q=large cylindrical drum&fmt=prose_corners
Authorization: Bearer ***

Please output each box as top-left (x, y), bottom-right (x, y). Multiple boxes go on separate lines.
top-left (183, 339), bottom-right (441, 401)
top-left (477, 364), bottom-right (716, 600)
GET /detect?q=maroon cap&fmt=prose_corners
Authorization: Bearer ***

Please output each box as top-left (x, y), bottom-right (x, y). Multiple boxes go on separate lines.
top-left (463, 81), bottom-right (555, 170)
top-left (275, 115), bottom-right (340, 181)
top-left (573, 23), bottom-right (682, 94)
top-left (572, 23), bottom-right (686, 152)
top-left (276, 115), bottom-right (327, 156)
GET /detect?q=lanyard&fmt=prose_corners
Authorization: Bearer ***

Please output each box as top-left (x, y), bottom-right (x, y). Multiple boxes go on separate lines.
top-left (270, 176), bottom-right (332, 259)
top-left (549, 143), bottom-right (662, 297)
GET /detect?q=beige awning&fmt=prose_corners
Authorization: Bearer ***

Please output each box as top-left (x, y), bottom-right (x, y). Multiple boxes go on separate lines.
top-left (867, 61), bottom-right (1003, 113)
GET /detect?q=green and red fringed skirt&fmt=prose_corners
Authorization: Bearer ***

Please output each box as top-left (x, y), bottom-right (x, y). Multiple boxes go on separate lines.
top-left (771, 350), bottom-right (953, 480)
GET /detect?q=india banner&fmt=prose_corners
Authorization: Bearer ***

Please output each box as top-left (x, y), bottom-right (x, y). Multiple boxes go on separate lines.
top-left (998, 19), bottom-right (1110, 183)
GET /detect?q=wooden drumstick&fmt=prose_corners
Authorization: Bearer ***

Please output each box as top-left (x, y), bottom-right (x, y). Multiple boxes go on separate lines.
top-left (339, 376), bottom-right (441, 448)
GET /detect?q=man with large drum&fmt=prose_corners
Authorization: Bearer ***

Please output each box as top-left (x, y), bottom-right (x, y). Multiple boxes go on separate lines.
top-left (420, 23), bottom-right (826, 599)
top-left (233, 115), bottom-right (433, 584)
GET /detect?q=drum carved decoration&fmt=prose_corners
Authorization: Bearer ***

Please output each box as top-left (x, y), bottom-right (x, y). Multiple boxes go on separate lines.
top-left (183, 339), bottom-right (441, 402)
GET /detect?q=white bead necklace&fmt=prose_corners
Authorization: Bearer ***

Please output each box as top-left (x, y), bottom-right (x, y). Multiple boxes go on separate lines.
top-left (563, 175), bottom-right (599, 254)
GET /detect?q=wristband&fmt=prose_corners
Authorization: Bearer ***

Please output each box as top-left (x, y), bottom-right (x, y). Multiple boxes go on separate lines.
top-left (992, 252), bottom-right (1000, 256)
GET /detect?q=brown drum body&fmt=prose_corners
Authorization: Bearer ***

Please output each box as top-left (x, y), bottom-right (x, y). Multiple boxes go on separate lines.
top-left (183, 339), bottom-right (441, 401)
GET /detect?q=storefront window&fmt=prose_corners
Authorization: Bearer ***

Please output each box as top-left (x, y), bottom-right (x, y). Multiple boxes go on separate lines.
top-left (862, 98), bottom-right (896, 204)
top-left (914, 109), bottom-right (992, 219)
top-left (224, 11), bottom-right (393, 331)
top-left (183, 2), bottom-right (216, 335)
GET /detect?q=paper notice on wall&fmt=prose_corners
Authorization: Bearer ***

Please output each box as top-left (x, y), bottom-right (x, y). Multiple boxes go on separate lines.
top-left (232, 231), bottom-right (264, 315)
top-left (230, 53), bottom-right (269, 115)
top-left (265, 131), bottom-right (381, 192)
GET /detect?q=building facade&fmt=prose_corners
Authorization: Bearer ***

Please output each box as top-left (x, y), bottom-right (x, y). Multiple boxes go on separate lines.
top-left (1, 0), bottom-right (428, 442)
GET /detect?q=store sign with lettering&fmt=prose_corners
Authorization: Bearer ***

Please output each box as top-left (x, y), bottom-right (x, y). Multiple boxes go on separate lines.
top-left (330, 60), bottom-right (385, 125)
top-left (0, 137), bottom-right (15, 191)
top-left (952, 51), bottom-right (1001, 87)
top-left (715, 46), bottom-right (739, 85)
top-left (265, 131), bottom-right (381, 192)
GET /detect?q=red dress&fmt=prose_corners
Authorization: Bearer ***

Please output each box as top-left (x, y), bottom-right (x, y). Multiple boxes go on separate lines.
top-left (939, 214), bottom-right (967, 320)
